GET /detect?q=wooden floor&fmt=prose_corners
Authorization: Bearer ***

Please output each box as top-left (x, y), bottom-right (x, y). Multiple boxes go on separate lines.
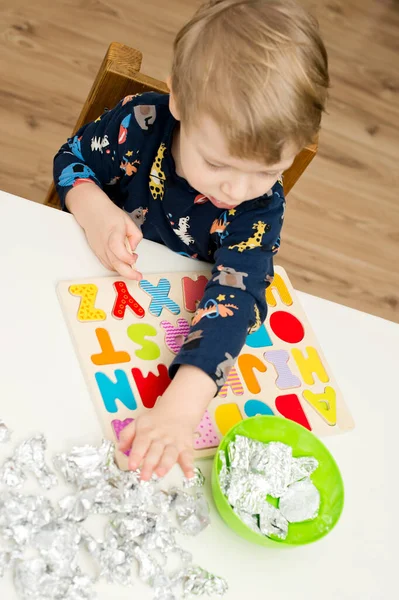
top-left (1, 0), bottom-right (398, 322)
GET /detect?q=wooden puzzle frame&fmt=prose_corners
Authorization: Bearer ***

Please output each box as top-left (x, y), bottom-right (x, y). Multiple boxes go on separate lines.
top-left (57, 266), bottom-right (354, 469)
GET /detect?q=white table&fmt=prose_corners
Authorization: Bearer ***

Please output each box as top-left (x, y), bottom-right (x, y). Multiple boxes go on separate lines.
top-left (0, 190), bottom-right (396, 599)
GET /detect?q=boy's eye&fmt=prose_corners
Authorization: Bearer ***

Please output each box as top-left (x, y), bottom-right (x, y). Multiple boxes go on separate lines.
top-left (205, 160), bottom-right (224, 170)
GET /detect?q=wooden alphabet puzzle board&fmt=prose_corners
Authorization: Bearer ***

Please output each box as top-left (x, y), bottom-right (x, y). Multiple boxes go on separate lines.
top-left (57, 266), bottom-right (354, 468)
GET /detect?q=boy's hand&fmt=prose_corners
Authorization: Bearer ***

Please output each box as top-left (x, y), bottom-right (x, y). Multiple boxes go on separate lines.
top-left (66, 183), bottom-right (143, 281)
top-left (118, 405), bottom-right (196, 480)
top-left (87, 208), bottom-right (143, 281)
top-left (118, 365), bottom-right (217, 480)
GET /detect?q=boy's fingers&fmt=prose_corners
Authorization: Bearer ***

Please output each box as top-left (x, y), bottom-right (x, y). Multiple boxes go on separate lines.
top-left (155, 445), bottom-right (179, 477)
top-left (140, 441), bottom-right (165, 481)
top-left (128, 433), bottom-right (151, 471)
top-left (178, 449), bottom-right (195, 479)
top-left (109, 256), bottom-right (143, 281)
top-left (108, 230), bottom-right (136, 265)
top-left (118, 421), bottom-right (136, 451)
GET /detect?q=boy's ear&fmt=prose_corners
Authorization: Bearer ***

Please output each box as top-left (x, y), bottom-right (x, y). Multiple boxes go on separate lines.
top-left (166, 76), bottom-right (181, 121)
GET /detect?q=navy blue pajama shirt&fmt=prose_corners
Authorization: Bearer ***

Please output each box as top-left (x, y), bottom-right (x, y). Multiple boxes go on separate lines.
top-left (54, 92), bottom-right (286, 391)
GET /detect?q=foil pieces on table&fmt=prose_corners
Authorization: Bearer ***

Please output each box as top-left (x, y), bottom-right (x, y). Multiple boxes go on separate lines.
top-left (0, 434), bottom-right (57, 490)
top-left (0, 436), bottom-right (226, 599)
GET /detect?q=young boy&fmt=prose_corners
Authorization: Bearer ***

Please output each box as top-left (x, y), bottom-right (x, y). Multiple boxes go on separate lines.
top-left (54, 0), bottom-right (329, 481)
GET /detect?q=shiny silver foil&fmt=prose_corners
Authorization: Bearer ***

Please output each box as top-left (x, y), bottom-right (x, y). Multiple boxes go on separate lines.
top-left (58, 493), bottom-right (93, 522)
top-left (262, 442), bottom-right (292, 498)
top-left (173, 490), bottom-right (210, 536)
top-left (218, 450), bottom-right (230, 495)
top-left (0, 491), bottom-right (54, 546)
top-left (1, 457), bottom-right (26, 488)
top-left (233, 509), bottom-right (261, 534)
top-left (13, 557), bottom-right (96, 600)
top-left (259, 503), bottom-right (289, 540)
top-left (227, 435), bottom-right (253, 471)
top-left (110, 512), bottom-right (156, 540)
top-left (31, 521), bottom-right (82, 573)
top-left (279, 478), bottom-right (320, 523)
top-left (220, 435), bottom-right (320, 541)
top-left (132, 544), bottom-right (164, 586)
top-left (53, 440), bottom-right (114, 488)
top-left (0, 419), bottom-right (11, 443)
top-left (13, 435), bottom-right (58, 490)
top-left (183, 467), bottom-right (205, 489)
top-left (90, 536), bottom-right (134, 586)
top-left (289, 456), bottom-right (319, 485)
top-left (227, 471), bottom-right (269, 514)
top-left (182, 565), bottom-right (228, 597)
top-left (1, 437), bottom-right (226, 599)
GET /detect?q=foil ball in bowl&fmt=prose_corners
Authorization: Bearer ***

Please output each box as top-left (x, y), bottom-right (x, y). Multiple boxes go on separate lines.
top-left (211, 416), bottom-right (344, 546)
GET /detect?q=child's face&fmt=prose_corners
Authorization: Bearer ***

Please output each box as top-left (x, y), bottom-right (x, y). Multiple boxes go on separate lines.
top-left (174, 114), bottom-right (297, 209)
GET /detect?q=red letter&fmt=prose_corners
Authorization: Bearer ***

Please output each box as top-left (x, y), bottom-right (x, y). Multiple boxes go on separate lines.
top-left (131, 364), bottom-right (171, 408)
top-left (182, 276), bottom-right (208, 312)
top-left (112, 281), bottom-right (145, 319)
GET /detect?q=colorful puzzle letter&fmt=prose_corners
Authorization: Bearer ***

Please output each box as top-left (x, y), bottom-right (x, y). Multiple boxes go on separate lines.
top-left (132, 364), bottom-right (171, 409)
top-left (139, 278), bottom-right (180, 317)
top-left (275, 394), bottom-right (311, 430)
top-left (112, 281), bottom-right (145, 319)
top-left (95, 369), bottom-right (137, 413)
top-left (264, 350), bottom-right (301, 389)
top-left (237, 354), bottom-right (267, 395)
top-left (127, 324), bottom-right (160, 360)
top-left (182, 276), bottom-right (208, 312)
top-left (291, 347), bottom-right (329, 385)
top-left (303, 387), bottom-right (337, 426)
top-left (69, 284), bottom-right (106, 322)
top-left (194, 410), bottom-right (220, 450)
top-left (215, 403), bottom-right (243, 435)
top-left (160, 318), bottom-right (190, 354)
top-left (91, 328), bottom-right (131, 366)
top-left (266, 273), bottom-right (293, 307)
top-left (245, 324), bottom-right (273, 348)
top-left (218, 367), bottom-right (244, 398)
top-left (269, 311), bottom-right (305, 344)
top-left (244, 399), bottom-right (274, 417)
top-left (112, 418), bottom-right (134, 456)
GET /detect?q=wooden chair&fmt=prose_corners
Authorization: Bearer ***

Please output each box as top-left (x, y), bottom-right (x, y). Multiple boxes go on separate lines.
top-left (45, 42), bottom-right (317, 208)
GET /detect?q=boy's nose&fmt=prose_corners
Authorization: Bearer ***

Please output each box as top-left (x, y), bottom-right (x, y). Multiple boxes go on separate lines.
top-left (221, 177), bottom-right (250, 203)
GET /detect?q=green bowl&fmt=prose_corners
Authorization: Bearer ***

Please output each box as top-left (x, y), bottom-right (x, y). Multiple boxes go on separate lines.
top-left (211, 416), bottom-right (344, 546)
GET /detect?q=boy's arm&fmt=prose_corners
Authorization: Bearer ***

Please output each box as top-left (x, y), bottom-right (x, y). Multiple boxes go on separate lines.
top-left (119, 364), bottom-right (216, 480)
top-left (54, 97), bottom-right (135, 209)
top-left (169, 186), bottom-right (285, 391)
top-left (120, 187), bottom-right (285, 480)
top-left (53, 95), bottom-right (151, 278)
top-left (65, 183), bottom-right (144, 280)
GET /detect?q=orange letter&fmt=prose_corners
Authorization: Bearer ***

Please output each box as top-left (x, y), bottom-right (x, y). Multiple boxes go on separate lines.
top-left (237, 354), bottom-right (267, 394)
top-left (91, 328), bottom-right (131, 365)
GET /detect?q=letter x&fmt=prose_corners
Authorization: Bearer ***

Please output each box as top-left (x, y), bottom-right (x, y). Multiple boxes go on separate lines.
top-left (139, 278), bottom-right (180, 317)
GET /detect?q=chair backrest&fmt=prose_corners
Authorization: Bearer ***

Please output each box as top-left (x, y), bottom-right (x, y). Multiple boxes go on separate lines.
top-left (45, 42), bottom-right (317, 208)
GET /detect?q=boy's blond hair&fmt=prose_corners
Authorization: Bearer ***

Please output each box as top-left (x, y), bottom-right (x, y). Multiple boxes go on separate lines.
top-left (171, 0), bottom-right (329, 164)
